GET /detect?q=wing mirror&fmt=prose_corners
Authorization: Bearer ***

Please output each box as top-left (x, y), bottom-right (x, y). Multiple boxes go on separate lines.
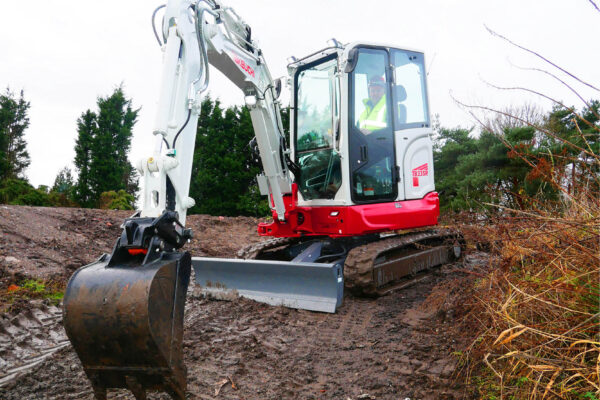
top-left (344, 48), bottom-right (359, 73)
top-left (273, 78), bottom-right (282, 99)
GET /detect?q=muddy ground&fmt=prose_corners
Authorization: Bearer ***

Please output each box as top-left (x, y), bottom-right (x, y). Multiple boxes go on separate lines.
top-left (0, 205), bottom-right (488, 399)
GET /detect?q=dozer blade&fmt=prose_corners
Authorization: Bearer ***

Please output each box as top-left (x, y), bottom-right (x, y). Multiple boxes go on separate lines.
top-left (63, 251), bottom-right (191, 400)
top-left (192, 257), bottom-right (343, 313)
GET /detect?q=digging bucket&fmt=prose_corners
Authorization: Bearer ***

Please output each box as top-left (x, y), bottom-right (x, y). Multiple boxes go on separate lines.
top-left (192, 257), bottom-right (343, 313)
top-left (63, 251), bottom-right (191, 400)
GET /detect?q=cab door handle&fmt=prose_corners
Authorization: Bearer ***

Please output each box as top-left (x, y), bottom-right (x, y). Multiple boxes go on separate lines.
top-left (360, 146), bottom-right (368, 162)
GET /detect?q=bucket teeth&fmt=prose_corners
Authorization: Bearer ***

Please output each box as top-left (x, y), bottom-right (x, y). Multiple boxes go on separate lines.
top-left (126, 376), bottom-right (148, 400)
top-left (92, 386), bottom-right (107, 400)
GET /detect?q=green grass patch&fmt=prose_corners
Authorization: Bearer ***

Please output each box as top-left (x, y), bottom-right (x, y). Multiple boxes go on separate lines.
top-left (2, 278), bottom-right (65, 307)
top-left (22, 279), bottom-right (46, 293)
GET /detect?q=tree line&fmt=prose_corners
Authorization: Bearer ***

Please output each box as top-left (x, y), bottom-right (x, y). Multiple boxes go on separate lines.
top-left (434, 100), bottom-right (599, 212)
top-left (0, 87), bottom-right (138, 210)
top-left (0, 87), bottom-right (272, 215)
top-left (1, 85), bottom-right (596, 215)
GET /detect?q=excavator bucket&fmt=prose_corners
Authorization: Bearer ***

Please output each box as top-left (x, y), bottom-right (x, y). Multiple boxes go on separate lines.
top-left (63, 250), bottom-right (191, 400)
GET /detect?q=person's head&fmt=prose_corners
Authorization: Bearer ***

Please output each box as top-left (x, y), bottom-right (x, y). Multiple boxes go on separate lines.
top-left (368, 76), bottom-right (386, 104)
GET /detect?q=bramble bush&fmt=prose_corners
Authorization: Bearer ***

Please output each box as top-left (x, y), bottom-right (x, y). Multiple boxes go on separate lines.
top-left (99, 189), bottom-right (135, 210)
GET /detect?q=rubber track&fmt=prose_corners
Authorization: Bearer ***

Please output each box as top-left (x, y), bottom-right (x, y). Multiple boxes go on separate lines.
top-left (343, 228), bottom-right (459, 296)
top-left (236, 237), bottom-right (301, 260)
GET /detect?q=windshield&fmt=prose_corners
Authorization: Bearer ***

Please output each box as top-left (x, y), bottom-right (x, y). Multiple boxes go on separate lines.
top-left (296, 59), bottom-right (337, 152)
top-left (392, 49), bottom-right (430, 129)
top-left (294, 57), bottom-right (342, 200)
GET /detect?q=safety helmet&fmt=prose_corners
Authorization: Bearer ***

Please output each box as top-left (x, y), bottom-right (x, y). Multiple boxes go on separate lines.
top-left (368, 76), bottom-right (386, 87)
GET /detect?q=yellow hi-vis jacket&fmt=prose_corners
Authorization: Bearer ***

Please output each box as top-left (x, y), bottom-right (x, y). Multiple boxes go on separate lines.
top-left (358, 95), bottom-right (387, 131)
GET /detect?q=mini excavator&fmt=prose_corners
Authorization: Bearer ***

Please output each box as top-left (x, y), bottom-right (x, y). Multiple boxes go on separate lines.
top-left (63, 0), bottom-right (461, 398)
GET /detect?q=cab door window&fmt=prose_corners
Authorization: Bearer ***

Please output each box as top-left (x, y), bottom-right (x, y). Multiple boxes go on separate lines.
top-left (349, 48), bottom-right (396, 203)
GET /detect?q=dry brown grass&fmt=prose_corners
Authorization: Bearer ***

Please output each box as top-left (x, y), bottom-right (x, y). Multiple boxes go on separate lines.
top-left (457, 103), bottom-right (600, 398)
top-left (467, 199), bottom-right (599, 399)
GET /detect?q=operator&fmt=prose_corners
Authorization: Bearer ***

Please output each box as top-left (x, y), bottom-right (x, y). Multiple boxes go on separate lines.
top-left (358, 76), bottom-right (387, 134)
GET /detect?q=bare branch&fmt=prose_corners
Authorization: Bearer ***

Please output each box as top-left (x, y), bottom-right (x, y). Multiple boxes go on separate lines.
top-left (485, 26), bottom-right (600, 92)
top-left (507, 59), bottom-right (600, 121)
top-left (483, 102), bottom-right (545, 134)
top-left (452, 95), bottom-right (599, 160)
top-left (479, 79), bottom-right (600, 134)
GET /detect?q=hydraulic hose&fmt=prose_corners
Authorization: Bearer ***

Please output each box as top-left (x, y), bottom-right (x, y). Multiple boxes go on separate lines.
top-left (172, 109), bottom-right (192, 150)
top-left (152, 5), bottom-right (167, 46)
top-left (194, 1), bottom-right (220, 94)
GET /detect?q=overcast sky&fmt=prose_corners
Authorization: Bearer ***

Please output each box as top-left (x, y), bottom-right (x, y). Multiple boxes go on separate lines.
top-left (1, 0), bottom-right (598, 187)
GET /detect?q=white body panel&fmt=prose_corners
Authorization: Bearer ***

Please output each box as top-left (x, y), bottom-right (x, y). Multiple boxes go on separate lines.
top-left (396, 128), bottom-right (435, 200)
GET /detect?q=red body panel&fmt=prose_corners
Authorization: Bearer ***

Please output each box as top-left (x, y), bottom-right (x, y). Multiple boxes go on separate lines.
top-left (258, 185), bottom-right (440, 238)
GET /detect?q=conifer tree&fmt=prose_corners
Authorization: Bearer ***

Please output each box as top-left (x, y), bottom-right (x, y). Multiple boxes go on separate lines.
top-left (74, 110), bottom-right (96, 207)
top-left (433, 128), bottom-right (477, 210)
top-left (434, 124), bottom-right (561, 212)
top-left (88, 87), bottom-right (138, 201)
top-left (0, 88), bottom-right (30, 181)
top-left (52, 166), bottom-right (75, 194)
top-left (189, 97), bottom-right (269, 216)
top-left (73, 87), bottom-right (139, 207)
top-left (546, 100), bottom-right (600, 194)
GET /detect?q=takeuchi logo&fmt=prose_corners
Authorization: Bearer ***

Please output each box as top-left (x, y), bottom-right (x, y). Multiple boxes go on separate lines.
top-left (412, 163), bottom-right (428, 187)
top-left (412, 163), bottom-right (428, 177)
top-left (233, 56), bottom-right (255, 78)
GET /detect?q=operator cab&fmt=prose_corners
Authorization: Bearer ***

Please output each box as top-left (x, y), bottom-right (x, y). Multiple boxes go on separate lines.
top-left (289, 43), bottom-right (434, 208)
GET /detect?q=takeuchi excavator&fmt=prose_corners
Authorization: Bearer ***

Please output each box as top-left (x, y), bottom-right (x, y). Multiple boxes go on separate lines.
top-left (62, 0), bottom-right (462, 398)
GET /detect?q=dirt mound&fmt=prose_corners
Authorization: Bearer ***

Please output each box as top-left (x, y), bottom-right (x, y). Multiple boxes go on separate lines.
top-left (0, 205), bottom-right (486, 399)
top-left (0, 206), bottom-right (263, 293)
top-left (0, 206), bottom-right (130, 287)
top-left (184, 214), bottom-right (264, 258)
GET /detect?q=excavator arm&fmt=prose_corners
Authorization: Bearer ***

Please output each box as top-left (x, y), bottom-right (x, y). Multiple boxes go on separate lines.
top-left (139, 0), bottom-right (293, 226)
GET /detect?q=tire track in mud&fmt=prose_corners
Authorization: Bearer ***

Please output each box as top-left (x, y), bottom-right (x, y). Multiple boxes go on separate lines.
top-left (0, 301), bottom-right (68, 387)
top-left (305, 298), bottom-right (380, 398)
top-left (0, 273), bottom-right (470, 400)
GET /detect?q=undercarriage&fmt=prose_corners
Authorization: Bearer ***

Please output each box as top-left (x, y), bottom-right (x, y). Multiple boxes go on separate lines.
top-left (237, 228), bottom-right (463, 297)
